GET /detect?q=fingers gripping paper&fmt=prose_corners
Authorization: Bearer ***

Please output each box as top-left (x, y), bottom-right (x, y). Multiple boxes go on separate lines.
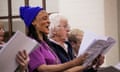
top-left (0, 31), bottom-right (39, 72)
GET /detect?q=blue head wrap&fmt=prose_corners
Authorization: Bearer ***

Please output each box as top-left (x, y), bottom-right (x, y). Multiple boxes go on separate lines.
top-left (20, 6), bottom-right (43, 27)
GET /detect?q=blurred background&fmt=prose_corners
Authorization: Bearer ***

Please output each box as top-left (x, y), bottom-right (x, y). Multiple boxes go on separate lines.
top-left (0, 0), bottom-right (119, 67)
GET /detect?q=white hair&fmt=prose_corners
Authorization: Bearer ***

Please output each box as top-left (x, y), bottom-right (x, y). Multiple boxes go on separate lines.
top-left (48, 13), bottom-right (67, 38)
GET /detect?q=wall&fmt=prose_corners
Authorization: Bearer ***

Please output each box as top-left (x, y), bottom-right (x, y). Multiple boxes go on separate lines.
top-left (104, 0), bottom-right (119, 66)
top-left (46, 0), bottom-right (59, 13)
top-left (118, 0), bottom-right (120, 61)
top-left (59, 0), bottom-right (105, 34)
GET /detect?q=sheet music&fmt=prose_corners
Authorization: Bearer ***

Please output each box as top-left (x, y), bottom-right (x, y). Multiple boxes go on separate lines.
top-left (82, 40), bottom-right (107, 66)
top-left (101, 37), bottom-right (116, 55)
top-left (0, 31), bottom-right (39, 72)
top-left (77, 31), bottom-right (115, 67)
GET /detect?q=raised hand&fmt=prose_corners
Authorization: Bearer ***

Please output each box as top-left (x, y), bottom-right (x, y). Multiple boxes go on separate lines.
top-left (16, 50), bottom-right (30, 72)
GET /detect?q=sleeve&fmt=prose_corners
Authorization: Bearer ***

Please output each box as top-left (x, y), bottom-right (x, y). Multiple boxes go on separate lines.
top-left (28, 46), bottom-right (46, 72)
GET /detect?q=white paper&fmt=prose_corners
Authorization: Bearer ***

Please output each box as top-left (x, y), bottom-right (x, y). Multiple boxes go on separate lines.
top-left (77, 31), bottom-right (98, 56)
top-left (100, 37), bottom-right (116, 55)
top-left (0, 31), bottom-right (39, 72)
top-left (77, 31), bottom-right (115, 67)
top-left (114, 62), bottom-right (120, 70)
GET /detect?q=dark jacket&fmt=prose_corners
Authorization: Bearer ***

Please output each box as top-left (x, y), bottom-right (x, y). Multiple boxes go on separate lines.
top-left (49, 41), bottom-right (74, 63)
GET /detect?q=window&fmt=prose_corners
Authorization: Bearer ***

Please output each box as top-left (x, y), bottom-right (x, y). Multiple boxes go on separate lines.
top-left (0, 0), bottom-right (46, 41)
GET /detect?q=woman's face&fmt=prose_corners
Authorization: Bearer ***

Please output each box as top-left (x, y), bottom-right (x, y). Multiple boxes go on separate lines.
top-left (32, 10), bottom-right (50, 35)
top-left (71, 34), bottom-right (83, 54)
top-left (74, 34), bottom-right (83, 50)
top-left (55, 18), bottom-right (70, 41)
top-left (0, 25), bottom-right (4, 41)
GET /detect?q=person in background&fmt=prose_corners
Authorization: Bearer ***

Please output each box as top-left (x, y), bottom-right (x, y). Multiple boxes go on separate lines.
top-left (68, 28), bottom-right (105, 72)
top-left (68, 28), bottom-right (84, 57)
top-left (20, 6), bottom-right (88, 72)
top-left (0, 22), bottom-right (5, 46)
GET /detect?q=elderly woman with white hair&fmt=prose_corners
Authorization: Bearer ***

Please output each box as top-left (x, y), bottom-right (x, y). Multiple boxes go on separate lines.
top-left (48, 13), bottom-right (74, 63)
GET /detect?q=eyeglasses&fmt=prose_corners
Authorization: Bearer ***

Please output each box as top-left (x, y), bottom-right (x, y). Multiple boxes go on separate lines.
top-left (58, 24), bottom-right (70, 29)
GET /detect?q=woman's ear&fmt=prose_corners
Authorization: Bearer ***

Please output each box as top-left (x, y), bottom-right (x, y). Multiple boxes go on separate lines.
top-left (52, 28), bottom-right (58, 35)
top-left (32, 20), bottom-right (36, 26)
top-left (53, 31), bottom-right (56, 35)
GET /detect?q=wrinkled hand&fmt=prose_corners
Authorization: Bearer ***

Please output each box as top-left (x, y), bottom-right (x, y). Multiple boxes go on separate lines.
top-left (77, 53), bottom-right (88, 65)
top-left (16, 50), bottom-right (30, 72)
top-left (92, 55), bottom-right (105, 69)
